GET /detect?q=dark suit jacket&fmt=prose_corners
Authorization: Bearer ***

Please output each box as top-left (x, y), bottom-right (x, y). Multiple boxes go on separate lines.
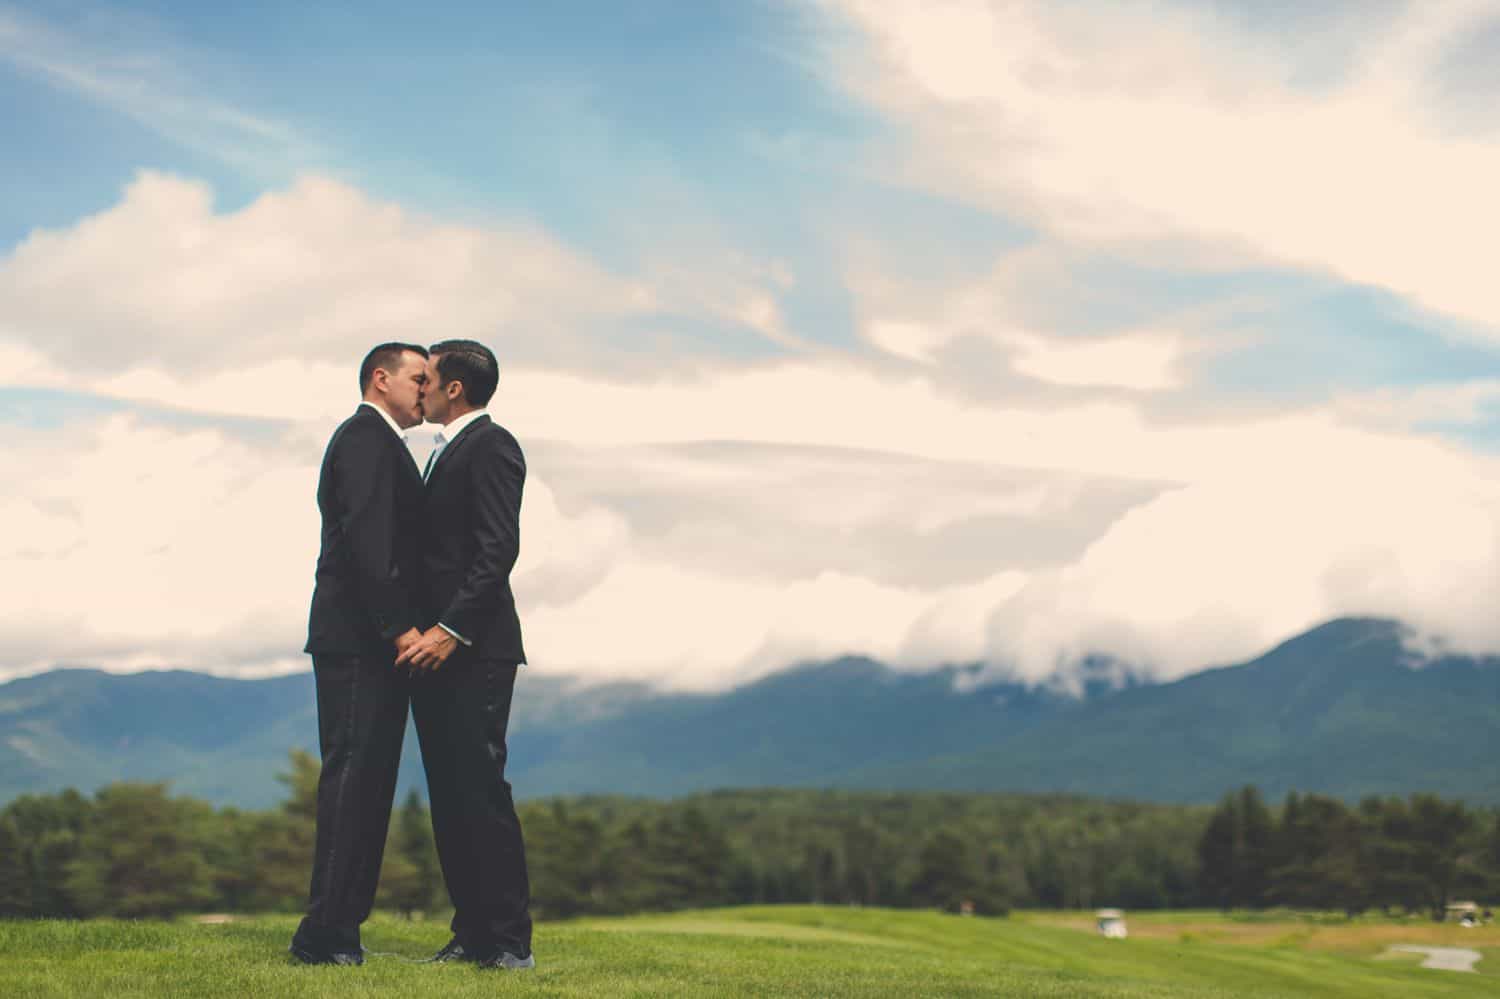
top-left (420, 414), bottom-right (527, 664)
top-left (305, 405), bottom-right (425, 656)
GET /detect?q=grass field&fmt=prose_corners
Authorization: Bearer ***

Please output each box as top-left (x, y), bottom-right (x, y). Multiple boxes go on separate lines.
top-left (1, 906), bottom-right (1493, 997)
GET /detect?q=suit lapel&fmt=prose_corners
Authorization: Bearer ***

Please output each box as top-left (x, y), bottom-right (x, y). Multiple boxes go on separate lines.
top-left (357, 405), bottom-right (422, 484)
top-left (397, 437), bottom-right (423, 485)
top-left (425, 414), bottom-right (490, 489)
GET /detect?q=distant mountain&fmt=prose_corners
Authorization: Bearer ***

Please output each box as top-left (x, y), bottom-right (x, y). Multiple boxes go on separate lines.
top-left (850, 618), bottom-right (1500, 803)
top-left (0, 668), bottom-right (652, 808)
top-left (2, 617), bottom-right (1496, 807)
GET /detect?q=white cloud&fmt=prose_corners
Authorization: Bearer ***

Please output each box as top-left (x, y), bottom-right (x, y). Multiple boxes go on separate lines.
top-left (512, 477), bottom-right (631, 608)
top-left (0, 172), bottom-right (653, 375)
top-left (6, 375), bottom-right (1495, 690)
top-left (0, 415), bottom-right (316, 676)
top-left (864, 318), bottom-right (948, 365)
top-left (866, 316), bottom-right (1189, 391)
top-left (824, 0), bottom-right (1500, 335)
top-left (1007, 330), bottom-right (1186, 392)
top-left (0, 412), bottom-right (633, 681)
top-left (523, 562), bottom-right (1016, 690)
top-left (849, 239), bottom-right (1205, 391)
top-left (3, 168), bottom-right (1499, 692)
top-left (1328, 378), bottom-right (1500, 430)
top-left (982, 428), bottom-right (1500, 682)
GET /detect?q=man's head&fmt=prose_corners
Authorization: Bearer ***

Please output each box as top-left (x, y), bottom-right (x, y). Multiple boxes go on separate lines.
top-left (422, 339), bottom-right (499, 426)
top-left (359, 342), bottom-right (429, 430)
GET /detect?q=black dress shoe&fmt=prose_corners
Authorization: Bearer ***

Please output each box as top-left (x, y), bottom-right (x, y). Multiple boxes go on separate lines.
top-left (474, 950), bottom-right (535, 970)
top-left (430, 937), bottom-right (534, 969)
top-left (288, 941), bottom-right (364, 966)
top-left (430, 937), bottom-right (471, 963)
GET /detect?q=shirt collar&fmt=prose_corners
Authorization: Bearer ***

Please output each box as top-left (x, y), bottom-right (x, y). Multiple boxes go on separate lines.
top-left (435, 407), bottom-right (487, 444)
top-left (359, 400), bottom-right (408, 442)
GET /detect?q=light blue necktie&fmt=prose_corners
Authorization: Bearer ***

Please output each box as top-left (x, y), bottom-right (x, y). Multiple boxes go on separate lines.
top-left (422, 431), bottom-right (447, 482)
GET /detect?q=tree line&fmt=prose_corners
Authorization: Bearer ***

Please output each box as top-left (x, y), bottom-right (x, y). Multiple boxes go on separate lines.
top-left (1196, 785), bottom-right (1499, 918)
top-left (1, 752), bottom-right (1495, 920)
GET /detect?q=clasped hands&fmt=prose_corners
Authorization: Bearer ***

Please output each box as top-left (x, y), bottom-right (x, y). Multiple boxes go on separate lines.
top-left (394, 626), bottom-right (458, 672)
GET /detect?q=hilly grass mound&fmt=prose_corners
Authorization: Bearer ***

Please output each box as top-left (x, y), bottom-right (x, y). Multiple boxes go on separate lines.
top-left (2, 906), bottom-right (1494, 997)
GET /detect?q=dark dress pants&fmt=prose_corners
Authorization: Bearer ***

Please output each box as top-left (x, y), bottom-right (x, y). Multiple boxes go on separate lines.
top-left (411, 657), bottom-right (532, 957)
top-left (293, 653), bottom-right (410, 953)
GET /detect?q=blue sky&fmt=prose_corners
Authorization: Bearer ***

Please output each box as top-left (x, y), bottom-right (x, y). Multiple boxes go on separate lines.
top-left (2, 0), bottom-right (1498, 687)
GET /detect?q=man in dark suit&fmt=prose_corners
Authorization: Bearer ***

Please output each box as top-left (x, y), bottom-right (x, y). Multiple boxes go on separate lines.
top-left (290, 342), bottom-right (429, 966)
top-left (396, 339), bottom-right (533, 970)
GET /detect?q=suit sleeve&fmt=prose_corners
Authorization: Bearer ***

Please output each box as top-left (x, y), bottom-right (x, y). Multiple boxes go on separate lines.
top-left (334, 424), bottom-right (416, 642)
top-left (438, 433), bottom-right (524, 641)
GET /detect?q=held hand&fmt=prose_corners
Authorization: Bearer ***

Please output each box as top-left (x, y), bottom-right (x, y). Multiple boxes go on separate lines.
top-left (394, 625), bottom-right (459, 672)
top-left (392, 627), bottom-right (422, 660)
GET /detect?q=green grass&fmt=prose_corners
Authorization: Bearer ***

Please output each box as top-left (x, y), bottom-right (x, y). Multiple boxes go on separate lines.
top-left (0, 907), bottom-right (1493, 997)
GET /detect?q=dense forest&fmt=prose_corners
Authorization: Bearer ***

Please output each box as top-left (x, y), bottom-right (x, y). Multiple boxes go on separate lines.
top-left (2, 752), bottom-right (1496, 921)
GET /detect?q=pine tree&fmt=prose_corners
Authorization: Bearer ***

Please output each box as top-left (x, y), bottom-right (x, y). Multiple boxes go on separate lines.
top-left (279, 748), bottom-right (321, 823)
top-left (1196, 796), bottom-right (1236, 908)
top-left (380, 790), bottom-right (440, 918)
top-left (1268, 793), bottom-right (1365, 914)
top-left (1234, 786), bottom-right (1274, 907)
top-left (1406, 793), bottom-right (1478, 920)
top-left (247, 750), bottom-right (320, 909)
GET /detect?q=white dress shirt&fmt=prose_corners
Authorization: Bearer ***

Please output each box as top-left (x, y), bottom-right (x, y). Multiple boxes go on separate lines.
top-left (360, 400), bottom-right (408, 441)
top-left (424, 407), bottom-right (487, 481)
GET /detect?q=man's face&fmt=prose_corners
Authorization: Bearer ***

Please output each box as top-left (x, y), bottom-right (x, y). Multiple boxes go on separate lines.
top-left (382, 350), bottom-right (427, 429)
top-left (421, 354), bottom-right (453, 425)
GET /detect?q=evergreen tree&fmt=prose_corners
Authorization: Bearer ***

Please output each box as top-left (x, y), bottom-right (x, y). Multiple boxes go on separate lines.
top-left (65, 783), bottom-right (216, 917)
top-left (1488, 813), bottom-right (1500, 887)
top-left (524, 800), bottom-right (614, 917)
top-left (279, 748), bottom-right (321, 823)
top-left (246, 751), bottom-right (319, 909)
top-left (602, 818), bottom-right (658, 912)
top-left (1268, 793), bottom-right (1365, 914)
top-left (1360, 796), bottom-right (1427, 913)
top-left (1198, 786), bottom-right (1274, 909)
top-left (400, 791), bottom-right (441, 911)
top-left (1233, 786), bottom-right (1274, 906)
top-left (641, 806), bottom-right (731, 910)
top-left (4, 789), bottom-right (91, 917)
top-left (0, 816), bottom-right (30, 916)
top-left (1405, 794), bottom-right (1478, 920)
top-left (1026, 839), bottom-right (1066, 908)
top-left (1197, 798), bottom-right (1236, 908)
top-left (840, 818), bottom-right (887, 906)
top-left (911, 830), bottom-right (977, 912)
top-left (378, 790), bottom-right (440, 918)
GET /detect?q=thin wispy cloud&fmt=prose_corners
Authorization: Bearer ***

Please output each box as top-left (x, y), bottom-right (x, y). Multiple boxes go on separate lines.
top-left (0, 4), bottom-right (323, 177)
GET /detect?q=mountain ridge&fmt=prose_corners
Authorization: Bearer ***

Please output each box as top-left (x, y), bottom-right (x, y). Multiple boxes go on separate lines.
top-left (2, 616), bottom-right (1496, 807)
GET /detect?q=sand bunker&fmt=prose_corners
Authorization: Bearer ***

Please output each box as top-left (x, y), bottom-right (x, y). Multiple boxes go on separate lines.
top-left (1386, 945), bottom-right (1482, 973)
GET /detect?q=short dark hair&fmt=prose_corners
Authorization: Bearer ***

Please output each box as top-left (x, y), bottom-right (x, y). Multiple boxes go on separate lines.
top-left (428, 339), bottom-right (500, 407)
top-left (359, 342), bottom-right (427, 393)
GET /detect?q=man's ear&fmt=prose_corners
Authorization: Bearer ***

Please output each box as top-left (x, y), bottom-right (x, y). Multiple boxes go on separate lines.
top-left (371, 367), bottom-right (390, 393)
